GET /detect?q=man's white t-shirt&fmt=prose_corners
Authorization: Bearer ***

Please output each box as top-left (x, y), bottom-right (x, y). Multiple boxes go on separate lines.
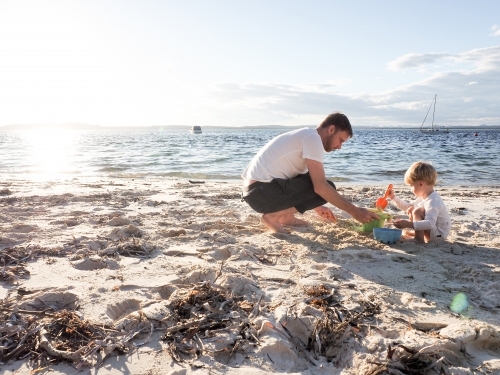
top-left (391, 191), bottom-right (451, 239)
top-left (241, 128), bottom-right (324, 183)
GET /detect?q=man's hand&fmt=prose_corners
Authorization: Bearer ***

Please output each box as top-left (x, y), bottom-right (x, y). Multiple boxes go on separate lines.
top-left (393, 219), bottom-right (413, 229)
top-left (351, 206), bottom-right (380, 224)
top-left (314, 206), bottom-right (337, 223)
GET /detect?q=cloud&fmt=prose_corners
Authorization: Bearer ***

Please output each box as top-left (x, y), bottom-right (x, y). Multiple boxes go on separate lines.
top-left (204, 44), bottom-right (500, 127)
top-left (386, 47), bottom-right (500, 72)
top-left (455, 46), bottom-right (500, 70)
top-left (387, 53), bottom-right (452, 71)
top-left (490, 24), bottom-right (500, 37)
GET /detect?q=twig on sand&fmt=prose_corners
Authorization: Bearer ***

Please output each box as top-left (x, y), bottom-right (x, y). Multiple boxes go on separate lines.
top-left (213, 260), bottom-right (225, 284)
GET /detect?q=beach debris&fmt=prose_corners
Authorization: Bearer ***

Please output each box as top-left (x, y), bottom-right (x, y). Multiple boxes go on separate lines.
top-left (0, 188), bottom-right (12, 195)
top-left (106, 224), bottom-right (143, 240)
top-left (303, 283), bottom-right (331, 297)
top-left (0, 294), bottom-right (154, 369)
top-left (161, 282), bottom-right (259, 363)
top-left (0, 245), bottom-right (70, 283)
top-left (160, 228), bottom-right (186, 237)
top-left (0, 264), bottom-right (30, 282)
top-left (116, 239), bottom-right (154, 257)
top-left (307, 291), bottom-right (380, 361)
top-left (366, 341), bottom-right (465, 375)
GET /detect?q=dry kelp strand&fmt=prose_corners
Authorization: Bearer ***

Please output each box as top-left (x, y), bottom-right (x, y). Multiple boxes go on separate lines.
top-left (161, 282), bottom-right (260, 363)
top-left (307, 290), bottom-right (381, 361)
top-left (0, 301), bottom-right (153, 369)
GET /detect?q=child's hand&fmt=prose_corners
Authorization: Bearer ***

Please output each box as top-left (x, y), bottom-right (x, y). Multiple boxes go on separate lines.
top-left (406, 206), bottom-right (415, 215)
top-left (388, 187), bottom-right (395, 200)
top-left (393, 219), bottom-right (413, 229)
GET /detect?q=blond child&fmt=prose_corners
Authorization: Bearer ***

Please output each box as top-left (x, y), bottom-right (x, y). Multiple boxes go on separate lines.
top-left (388, 161), bottom-right (451, 243)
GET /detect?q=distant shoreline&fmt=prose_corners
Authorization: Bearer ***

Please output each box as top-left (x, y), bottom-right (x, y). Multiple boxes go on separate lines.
top-left (1, 123), bottom-right (500, 131)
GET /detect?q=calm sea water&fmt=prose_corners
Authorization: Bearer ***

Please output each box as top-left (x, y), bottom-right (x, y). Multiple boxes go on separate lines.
top-left (1, 128), bottom-right (499, 186)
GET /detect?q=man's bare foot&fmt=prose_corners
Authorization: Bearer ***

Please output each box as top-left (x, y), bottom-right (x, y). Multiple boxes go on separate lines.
top-left (279, 214), bottom-right (308, 226)
top-left (261, 214), bottom-right (290, 233)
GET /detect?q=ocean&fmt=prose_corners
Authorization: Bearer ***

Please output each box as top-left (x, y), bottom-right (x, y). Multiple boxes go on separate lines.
top-left (1, 127), bottom-right (499, 186)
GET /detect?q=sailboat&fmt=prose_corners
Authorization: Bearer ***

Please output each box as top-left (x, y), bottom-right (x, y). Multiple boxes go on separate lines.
top-left (419, 94), bottom-right (450, 133)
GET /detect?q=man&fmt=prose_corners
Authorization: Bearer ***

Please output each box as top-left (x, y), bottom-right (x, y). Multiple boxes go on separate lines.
top-left (241, 112), bottom-right (379, 233)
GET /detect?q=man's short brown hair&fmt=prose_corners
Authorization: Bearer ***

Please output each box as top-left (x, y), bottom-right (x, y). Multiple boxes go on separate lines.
top-left (319, 112), bottom-right (353, 137)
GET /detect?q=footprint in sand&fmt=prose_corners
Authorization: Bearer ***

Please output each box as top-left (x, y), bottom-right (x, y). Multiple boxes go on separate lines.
top-left (71, 257), bottom-right (120, 271)
top-left (19, 291), bottom-right (79, 312)
top-left (9, 224), bottom-right (37, 233)
top-left (106, 298), bottom-right (141, 320)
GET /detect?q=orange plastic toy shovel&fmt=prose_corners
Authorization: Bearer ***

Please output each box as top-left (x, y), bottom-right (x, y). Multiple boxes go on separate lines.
top-left (376, 184), bottom-right (393, 210)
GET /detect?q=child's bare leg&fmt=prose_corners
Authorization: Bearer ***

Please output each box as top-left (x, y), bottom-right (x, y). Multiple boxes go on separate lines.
top-left (423, 230), bottom-right (432, 243)
top-left (261, 207), bottom-right (298, 233)
top-left (412, 207), bottom-right (426, 243)
top-left (406, 206), bottom-right (415, 220)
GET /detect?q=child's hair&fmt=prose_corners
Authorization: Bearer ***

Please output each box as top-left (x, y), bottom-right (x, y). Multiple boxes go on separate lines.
top-left (404, 161), bottom-right (437, 185)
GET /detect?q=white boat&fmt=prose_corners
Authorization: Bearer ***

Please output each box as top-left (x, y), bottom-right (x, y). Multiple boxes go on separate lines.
top-left (419, 94), bottom-right (449, 133)
top-left (190, 126), bottom-right (202, 134)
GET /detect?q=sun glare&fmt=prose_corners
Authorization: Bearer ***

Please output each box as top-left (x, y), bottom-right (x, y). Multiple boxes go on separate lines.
top-left (22, 129), bottom-right (78, 180)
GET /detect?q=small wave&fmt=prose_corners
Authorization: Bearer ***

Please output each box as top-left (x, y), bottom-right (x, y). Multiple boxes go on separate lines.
top-left (163, 171), bottom-right (240, 180)
top-left (97, 166), bottom-right (129, 172)
top-left (369, 169), bottom-right (408, 177)
top-left (325, 176), bottom-right (352, 182)
top-left (107, 171), bottom-right (241, 180)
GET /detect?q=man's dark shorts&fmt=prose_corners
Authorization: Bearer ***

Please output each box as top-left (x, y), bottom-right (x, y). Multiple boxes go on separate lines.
top-left (241, 173), bottom-right (336, 214)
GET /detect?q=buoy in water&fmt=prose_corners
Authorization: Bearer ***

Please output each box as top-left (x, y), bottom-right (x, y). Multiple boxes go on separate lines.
top-left (474, 133), bottom-right (478, 136)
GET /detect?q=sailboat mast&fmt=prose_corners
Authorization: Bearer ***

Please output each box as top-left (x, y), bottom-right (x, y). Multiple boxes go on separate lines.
top-left (431, 94), bottom-right (437, 130)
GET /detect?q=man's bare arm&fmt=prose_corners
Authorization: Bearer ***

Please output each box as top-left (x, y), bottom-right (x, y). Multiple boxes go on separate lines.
top-left (306, 159), bottom-right (379, 224)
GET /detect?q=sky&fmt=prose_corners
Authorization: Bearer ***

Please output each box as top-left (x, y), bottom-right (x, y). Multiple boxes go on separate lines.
top-left (1, 0), bottom-right (499, 128)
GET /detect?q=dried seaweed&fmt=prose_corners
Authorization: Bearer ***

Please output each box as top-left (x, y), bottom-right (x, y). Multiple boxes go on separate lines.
top-left (170, 282), bottom-right (228, 320)
top-left (1, 245), bottom-right (71, 263)
top-left (114, 239), bottom-right (152, 257)
top-left (161, 282), bottom-right (259, 363)
top-left (0, 308), bottom-right (134, 369)
top-left (0, 264), bottom-right (30, 282)
top-left (0, 245), bottom-right (70, 283)
top-left (307, 292), bottom-right (381, 361)
top-left (303, 284), bottom-right (330, 297)
top-left (366, 343), bottom-right (456, 374)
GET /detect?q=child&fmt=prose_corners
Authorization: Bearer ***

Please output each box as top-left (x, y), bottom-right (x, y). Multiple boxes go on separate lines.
top-left (388, 161), bottom-right (451, 243)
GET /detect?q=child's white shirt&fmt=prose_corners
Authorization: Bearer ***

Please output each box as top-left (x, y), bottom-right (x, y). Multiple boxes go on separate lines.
top-left (391, 191), bottom-right (451, 239)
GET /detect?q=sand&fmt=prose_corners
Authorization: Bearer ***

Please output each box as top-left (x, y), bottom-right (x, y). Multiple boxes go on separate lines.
top-left (0, 176), bottom-right (499, 375)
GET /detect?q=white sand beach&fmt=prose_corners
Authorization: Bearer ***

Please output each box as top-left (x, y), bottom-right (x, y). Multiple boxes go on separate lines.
top-left (1, 177), bottom-right (499, 374)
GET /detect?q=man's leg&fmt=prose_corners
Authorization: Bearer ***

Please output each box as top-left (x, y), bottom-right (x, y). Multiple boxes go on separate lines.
top-left (261, 207), bottom-right (300, 233)
top-left (242, 174), bottom-right (335, 232)
top-left (279, 213), bottom-right (308, 226)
